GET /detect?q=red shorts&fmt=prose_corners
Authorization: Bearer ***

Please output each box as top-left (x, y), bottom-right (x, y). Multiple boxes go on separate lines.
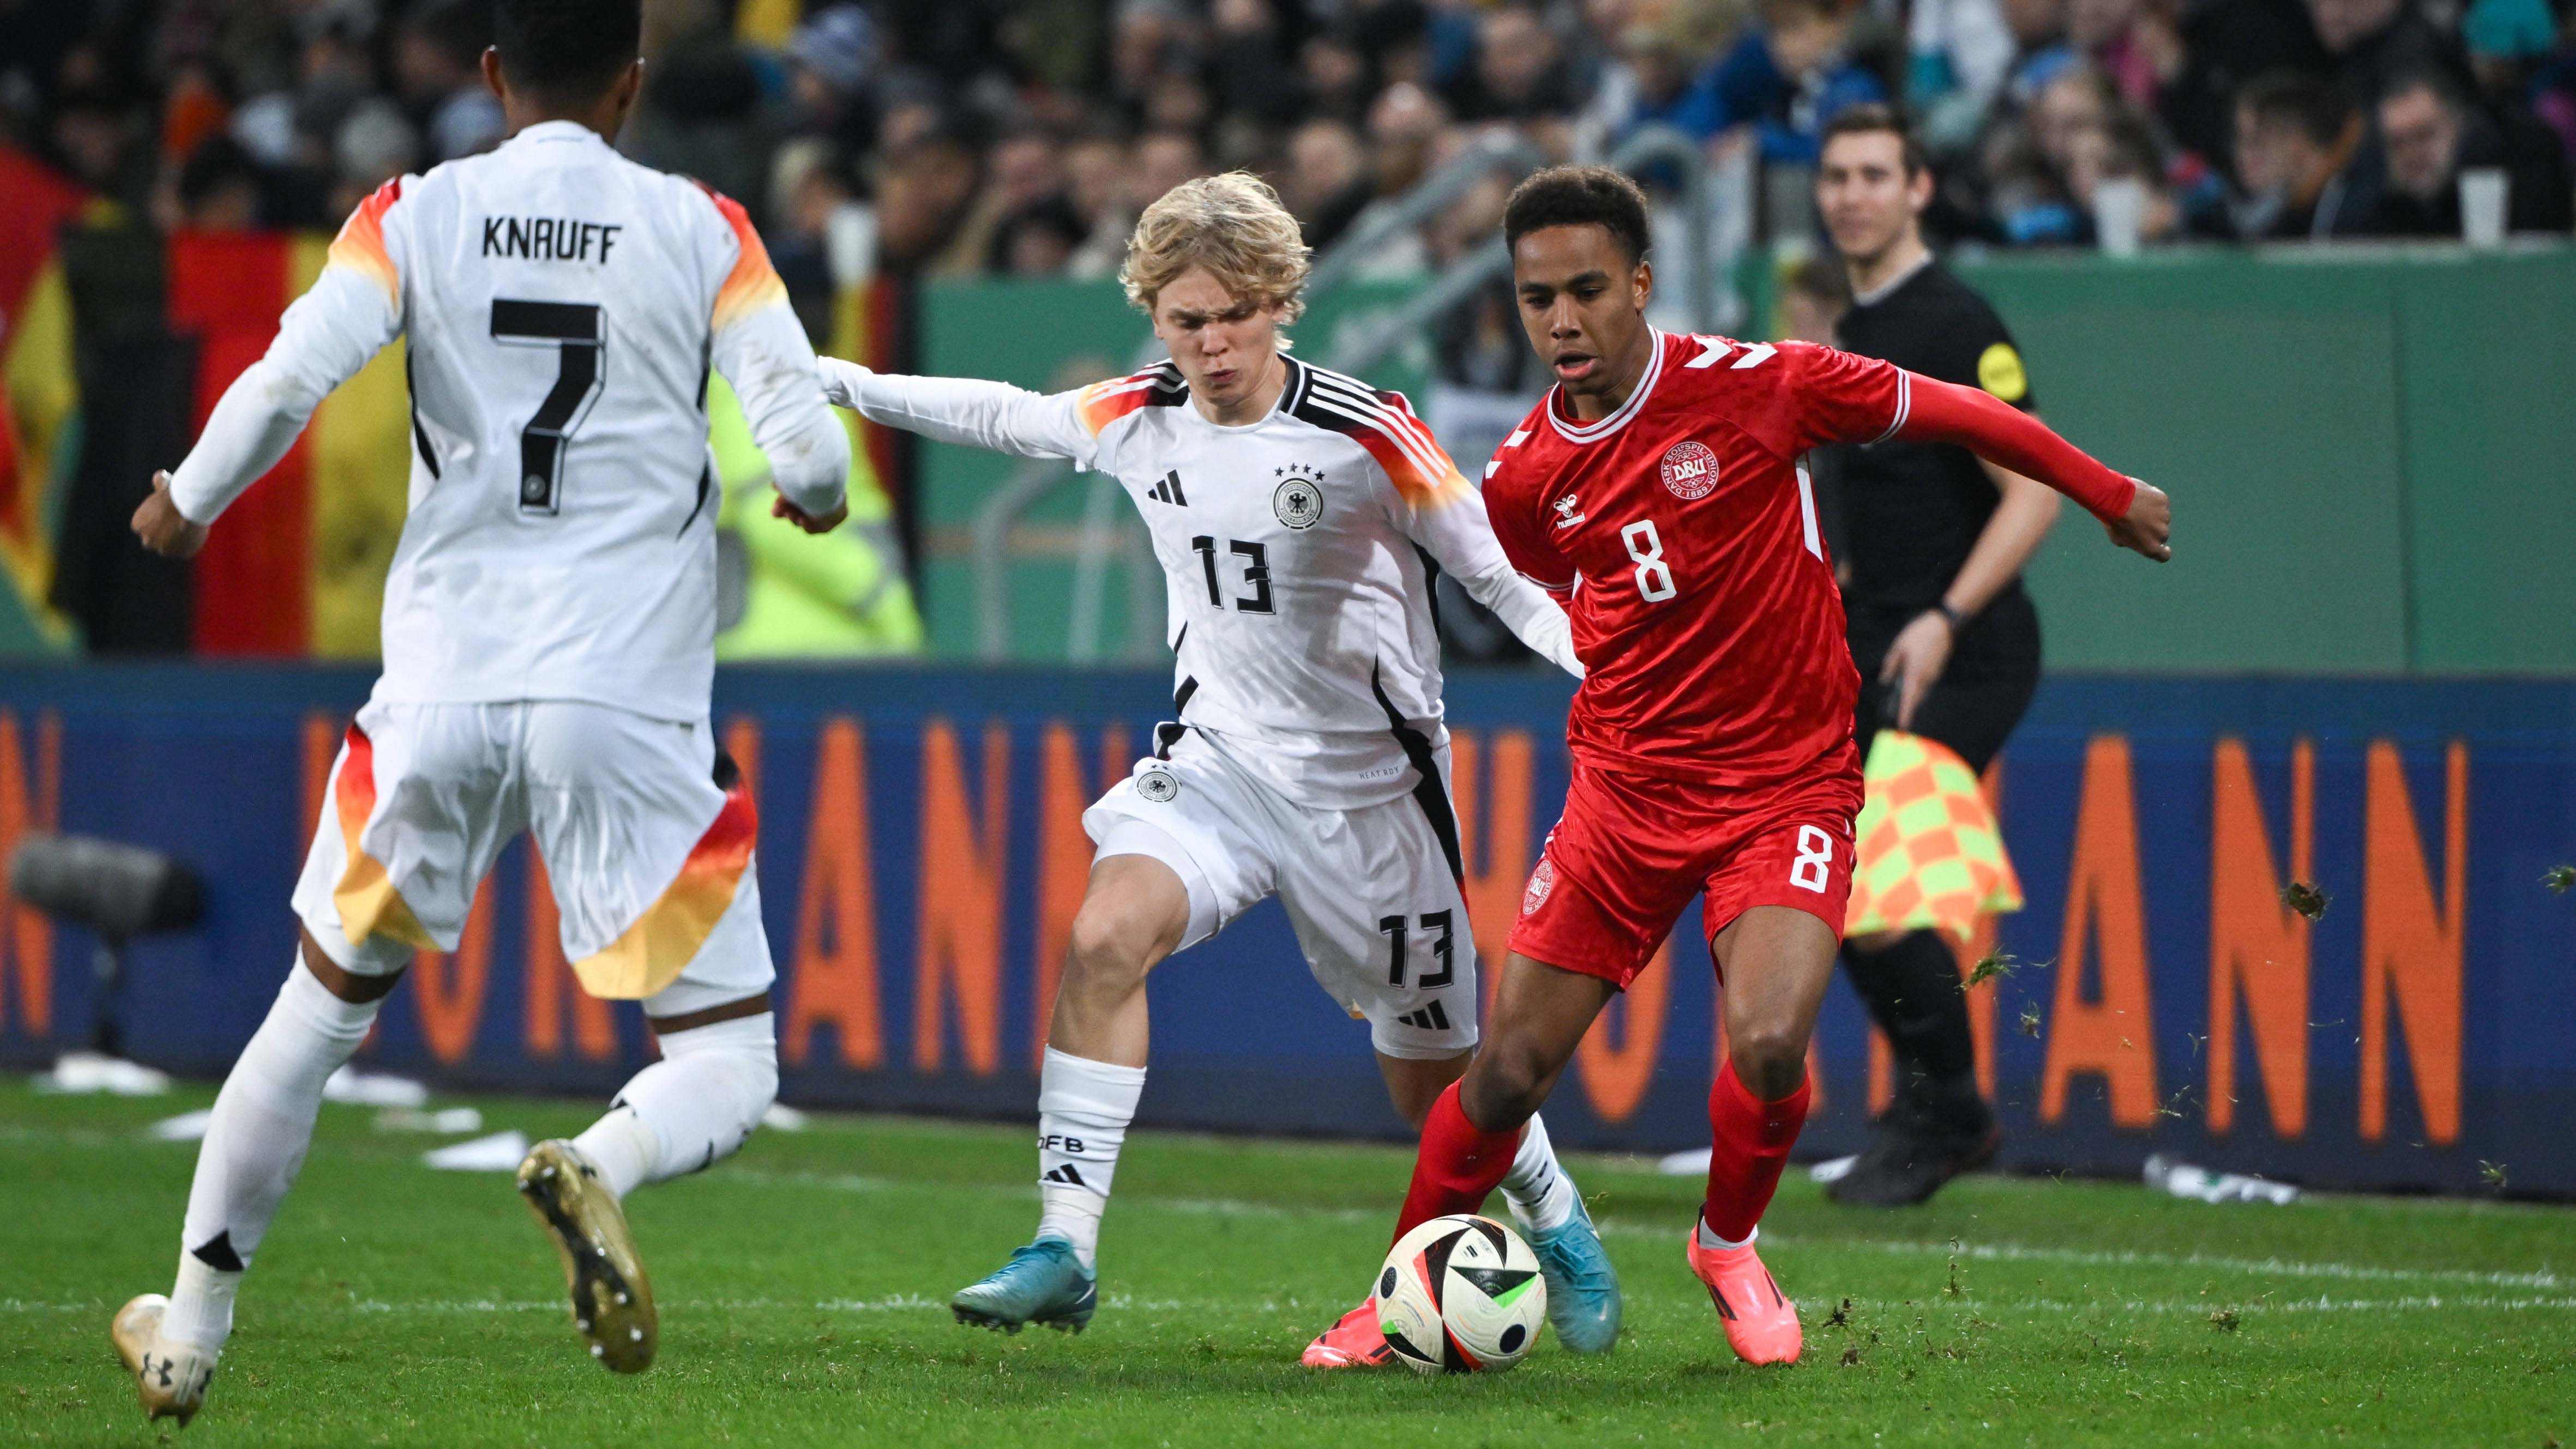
top-left (1507, 756), bottom-right (1862, 989)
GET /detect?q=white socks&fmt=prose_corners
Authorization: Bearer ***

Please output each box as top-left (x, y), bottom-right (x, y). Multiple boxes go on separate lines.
top-left (1034, 1047), bottom-right (1146, 1271)
top-left (168, 958), bottom-right (383, 1349)
top-left (1498, 1112), bottom-right (1580, 1235)
top-left (574, 1012), bottom-right (778, 1198)
top-left (1696, 1216), bottom-right (1757, 1252)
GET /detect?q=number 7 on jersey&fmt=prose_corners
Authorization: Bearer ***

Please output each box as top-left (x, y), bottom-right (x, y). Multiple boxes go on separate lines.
top-left (490, 299), bottom-right (605, 515)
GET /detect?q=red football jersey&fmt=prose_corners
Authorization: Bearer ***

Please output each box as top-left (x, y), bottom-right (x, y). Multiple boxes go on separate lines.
top-left (1485, 329), bottom-right (1906, 792)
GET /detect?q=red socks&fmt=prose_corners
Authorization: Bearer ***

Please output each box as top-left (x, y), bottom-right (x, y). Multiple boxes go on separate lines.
top-left (1702, 1058), bottom-right (1811, 1242)
top-left (1393, 1082), bottom-right (1522, 1241)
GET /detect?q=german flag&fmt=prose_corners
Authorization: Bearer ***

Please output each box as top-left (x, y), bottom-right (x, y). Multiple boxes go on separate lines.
top-left (0, 147), bottom-right (103, 642)
top-left (170, 228), bottom-right (413, 657)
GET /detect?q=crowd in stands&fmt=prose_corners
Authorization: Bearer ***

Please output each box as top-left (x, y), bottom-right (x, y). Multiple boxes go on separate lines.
top-left (7, 0), bottom-right (2575, 308)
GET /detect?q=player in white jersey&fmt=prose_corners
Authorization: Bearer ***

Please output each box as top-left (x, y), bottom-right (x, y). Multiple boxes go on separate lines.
top-left (109, 1), bottom-right (848, 1423)
top-left (818, 174), bottom-right (1622, 1367)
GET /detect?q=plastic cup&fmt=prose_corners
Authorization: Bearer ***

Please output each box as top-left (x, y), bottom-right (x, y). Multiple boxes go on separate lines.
top-left (2459, 167), bottom-right (2508, 247)
top-left (2092, 177), bottom-right (2146, 258)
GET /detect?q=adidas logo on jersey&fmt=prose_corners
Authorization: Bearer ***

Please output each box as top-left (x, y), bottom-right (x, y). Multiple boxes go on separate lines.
top-left (1393, 1000), bottom-right (1453, 1031)
top-left (1147, 470), bottom-right (1188, 506)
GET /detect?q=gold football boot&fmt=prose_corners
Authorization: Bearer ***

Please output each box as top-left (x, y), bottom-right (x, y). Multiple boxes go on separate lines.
top-left (515, 1139), bottom-right (658, 1373)
top-left (110, 1293), bottom-right (216, 1425)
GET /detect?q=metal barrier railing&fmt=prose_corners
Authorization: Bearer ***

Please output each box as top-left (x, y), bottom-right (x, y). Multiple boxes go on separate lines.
top-left (970, 125), bottom-right (1743, 662)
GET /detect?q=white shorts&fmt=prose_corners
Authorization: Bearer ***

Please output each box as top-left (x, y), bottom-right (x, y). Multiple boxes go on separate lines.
top-left (291, 698), bottom-right (773, 1019)
top-left (1082, 729), bottom-right (1478, 1060)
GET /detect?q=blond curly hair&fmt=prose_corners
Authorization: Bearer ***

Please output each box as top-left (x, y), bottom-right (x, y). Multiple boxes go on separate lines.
top-left (1120, 171), bottom-right (1311, 322)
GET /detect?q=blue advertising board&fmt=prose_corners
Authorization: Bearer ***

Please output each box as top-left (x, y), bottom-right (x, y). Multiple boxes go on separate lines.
top-left (0, 665), bottom-right (2567, 1197)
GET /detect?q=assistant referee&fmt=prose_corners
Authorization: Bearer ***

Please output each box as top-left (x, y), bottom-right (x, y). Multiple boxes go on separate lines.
top-left (1812, 105), bottom-right (2056, 1208)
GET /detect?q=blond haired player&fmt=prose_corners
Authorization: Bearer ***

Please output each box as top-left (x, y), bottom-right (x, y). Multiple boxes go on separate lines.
top-left (110, 0), bottom-right (847, 1423)
top-left (818, 173), bottom-right (1622, 1366)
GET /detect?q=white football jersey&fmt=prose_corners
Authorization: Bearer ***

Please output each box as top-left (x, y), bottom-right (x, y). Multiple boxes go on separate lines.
top-left (170, 120), bottom-right (848, 720)
top-left (827, 354), bottom-right (1574, 810)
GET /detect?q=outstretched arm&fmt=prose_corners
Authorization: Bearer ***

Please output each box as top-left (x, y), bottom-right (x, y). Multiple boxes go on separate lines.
top-left (701, 190), bottom-right (849, 533)
top-left (817, 356), bottom-right (1101, 467)
top-left (1893, 373), bottom-right (2171, 560)
top-left (1453, 556), bottom-right (1582, 679)
top-left (137, 183), bottom-right (410, 556)
top-left (1365, 392), bottom-right (1582, 678)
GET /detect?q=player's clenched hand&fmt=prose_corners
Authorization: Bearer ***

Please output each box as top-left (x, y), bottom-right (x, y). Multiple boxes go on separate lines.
top-left (772, 492), bottom-right (850, 535)
top-left (2105, 480), bottom-right (2171, 562)
top-left (1881, 609), bottom-right (1953, 730)
top-left (131, 472), bottom-right (210, 559)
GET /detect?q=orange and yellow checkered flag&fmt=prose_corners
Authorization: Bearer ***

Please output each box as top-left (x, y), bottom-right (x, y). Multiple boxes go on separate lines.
top-left (1843, 730), bottom-right (2022, 942)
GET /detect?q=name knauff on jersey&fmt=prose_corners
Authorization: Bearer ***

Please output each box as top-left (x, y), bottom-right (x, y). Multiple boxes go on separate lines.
top-left (481, 215), bottom-right (625, 264)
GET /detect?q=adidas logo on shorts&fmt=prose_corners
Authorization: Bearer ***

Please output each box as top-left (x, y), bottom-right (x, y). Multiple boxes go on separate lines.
top-left (1392, 1000), bottom-right (1453, 1031)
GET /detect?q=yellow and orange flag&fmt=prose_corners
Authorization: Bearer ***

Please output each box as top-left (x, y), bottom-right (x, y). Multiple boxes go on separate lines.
top-left (1843, 730), bottom-right (2023, 942)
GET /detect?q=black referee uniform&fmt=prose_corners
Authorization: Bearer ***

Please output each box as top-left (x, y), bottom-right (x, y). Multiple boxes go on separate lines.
top-left (1824, 256), bottom-right (2038, 1205)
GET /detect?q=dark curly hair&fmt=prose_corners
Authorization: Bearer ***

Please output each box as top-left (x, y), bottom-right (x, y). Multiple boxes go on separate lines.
top-left (493, 0), bottom-right (642, 101)
top-left (1502, 166), bottom-right (1652, 267)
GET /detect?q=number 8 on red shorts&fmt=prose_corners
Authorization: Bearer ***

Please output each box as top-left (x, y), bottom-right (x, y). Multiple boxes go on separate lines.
top-left (1507, 758), bottom-right (1861, 990)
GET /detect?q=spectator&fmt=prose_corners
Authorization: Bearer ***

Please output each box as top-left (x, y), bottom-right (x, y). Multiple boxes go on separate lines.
top-left (874, 130), bottom-right (984, 275)
top-left (170, 132), bottom-right (263, 232)
top-left (1364, 79), bottom-right (1449, 196)
top-left (2366, 67), bottom-right (2575, 233)
top-left (1707, 0), bottom-right (1891, 165)
top-left (391, 0), bottom-right (501, 162)
top-left (990, 194), bottom-right (1091, 276)
top-left (1063, 131), bottom-right (1135, 280)
top-left (1907, 0), bottom-right (2018, 152)
top-left (2066, 0), bottom-right (2186, 111)
top-left (2368, 67), bottom-right (2473, 234)
top-left (1301, 27), bottom-right (1377, 125)
top-left (1982, 64), bottom-right (2118, 242)
top-left (785, 6), bottom-right (882, 156)
top-left (1131, 128), bottom-right (1211, 213)
top-left (2157, 0), bottom-right (2327, 176)
top-left (2307, 0), bottom-right (2478, 108)
top-left (2229, 68), bottom-right (2370, 237)
top-left (1208, 0), bottom-right (1303, 129)
top-left (1445, 2), bottom-right (1579, 124)
top-left (1572, 8), bottom-right (1745, 150)
top-left (1283, 118), bottom-right (1377, 250)
top-left (329, 98), bottom-right (417, 219)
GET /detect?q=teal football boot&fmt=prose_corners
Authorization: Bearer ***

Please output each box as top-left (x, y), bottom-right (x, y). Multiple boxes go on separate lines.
top-left (950, 1238), bottom-right (1098, 1334)
top-left (1525, 1194), bottom-right (1622, 1353)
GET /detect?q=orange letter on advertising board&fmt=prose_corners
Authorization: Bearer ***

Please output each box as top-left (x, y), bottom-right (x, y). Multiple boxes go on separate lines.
top-left (412, 884), bottom-right (492, 1065)
top-left (917, 722), bottom-right (1008, 1076)
top-left (1031, 724), bottom-right (1128, 1068)
top-left (784, 718), bottom-right (884, 1068)
top-left (0, 710), bottom-right (58, 1035)
top-left (525, 853), bottom-right (617, 1060)
top-left (1450, 728), bottom-right (1535, 1019)
top-left (2359, 741), bottom-right (2465, 1144)
top-left (2207, 739), bottom-right (2312, 1137)
top-left (1576, 940), bottom-right (1668, 1123)
top-left (2039, 735), bottom-right (2159, 1126)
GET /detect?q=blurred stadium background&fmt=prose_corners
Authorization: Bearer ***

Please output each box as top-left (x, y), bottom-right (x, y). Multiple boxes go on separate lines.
top-left (0, 0), bottom-right (2570, 1201)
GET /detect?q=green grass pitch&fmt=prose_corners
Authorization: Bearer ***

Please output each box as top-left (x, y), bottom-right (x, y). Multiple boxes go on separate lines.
top-left (5, 1077), bottom-right (2570, 1447)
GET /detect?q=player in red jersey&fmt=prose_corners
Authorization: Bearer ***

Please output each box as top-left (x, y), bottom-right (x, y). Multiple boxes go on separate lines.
top-left (1343, 167), bottom-right (2171, 1367)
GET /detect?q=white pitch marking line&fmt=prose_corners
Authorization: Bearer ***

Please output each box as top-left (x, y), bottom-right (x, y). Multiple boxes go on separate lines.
top-left (725, 1169), bottom-right (2566, 1291)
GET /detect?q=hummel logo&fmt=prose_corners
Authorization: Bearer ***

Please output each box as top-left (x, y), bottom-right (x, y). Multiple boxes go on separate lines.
top-left (1042, 1164), bottom-right (1090, 1187)
top-left (1552, 494), bottom-right (1586, 529)
top-left (1147, 470), bottom-right (1188, 506)
top-left (1394, 999), bottom-right (1453, 1031)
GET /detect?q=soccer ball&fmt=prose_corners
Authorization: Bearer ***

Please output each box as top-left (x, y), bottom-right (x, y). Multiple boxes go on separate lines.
top-left (1372, 1213), bottom-right (1546, 1373)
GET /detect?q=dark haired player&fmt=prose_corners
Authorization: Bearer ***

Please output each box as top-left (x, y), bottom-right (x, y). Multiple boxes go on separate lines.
top-left (1813, 105), bottom-right (2055, 1208)
top-left (112, 0), bottom-right (848, 1421)
top-left (1341, 166), bottom-right (2170, 1367)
